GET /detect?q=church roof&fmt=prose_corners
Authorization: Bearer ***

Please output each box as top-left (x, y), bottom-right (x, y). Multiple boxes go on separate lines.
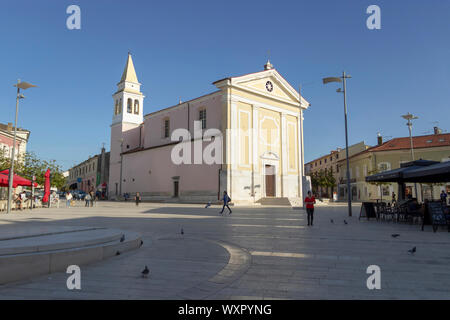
top-left (120, 53), bottom-right (139, 83)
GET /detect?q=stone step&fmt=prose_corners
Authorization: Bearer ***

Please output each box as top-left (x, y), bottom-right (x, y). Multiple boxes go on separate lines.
top-left (0, 227), bottom-right (142, 285)
top-left (258, 197), bottom-right (292, 206)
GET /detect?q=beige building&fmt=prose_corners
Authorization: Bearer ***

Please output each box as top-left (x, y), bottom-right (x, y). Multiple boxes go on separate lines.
top-left (337, 132), bottom-right (450, 202)
top-left (67, 147), bottom-right (110, 193)
top-left (305, 149), bottom-right (340, 197)
top-left (305, 141), bottom-right (370, 198)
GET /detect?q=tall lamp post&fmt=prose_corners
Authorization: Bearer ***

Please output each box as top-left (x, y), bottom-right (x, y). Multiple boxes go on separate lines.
top-left (323, 72), bottom-right (352, 216)
top-left (7, 80), bottom-right (37, 213)
top-left (401, 113), bottom-right (418, 161)
top-left (401, 112), bottom-right (419, 199)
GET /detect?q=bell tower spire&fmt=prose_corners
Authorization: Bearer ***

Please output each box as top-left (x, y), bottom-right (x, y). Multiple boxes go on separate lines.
top-left (112, 53), bottom-right (145, 125)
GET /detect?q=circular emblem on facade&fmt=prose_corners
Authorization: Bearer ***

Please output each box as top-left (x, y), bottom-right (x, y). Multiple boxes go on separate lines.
top-left (265, 81), bottom-right (273, 92)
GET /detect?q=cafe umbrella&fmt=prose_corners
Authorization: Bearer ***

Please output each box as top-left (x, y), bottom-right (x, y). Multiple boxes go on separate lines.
top-left (0, 169), bottom-right (37, 187)
top-left (42, 169), bottom-right (51, 204)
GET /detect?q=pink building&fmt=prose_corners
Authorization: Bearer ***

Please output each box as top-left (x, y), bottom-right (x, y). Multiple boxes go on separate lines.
top-left (109, 55), bottom-right (309, 205)
top-left (0, 122), bottom-right (29, 161)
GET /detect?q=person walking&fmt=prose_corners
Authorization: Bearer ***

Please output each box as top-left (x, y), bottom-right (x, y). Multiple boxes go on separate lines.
top-left (134, 192), bottom-right (141, 206)
top-left (85, 193), bottom-right (91, 207)
top-left (220, 191), bottom-right (232, 215)
top-left (305, 191), bottom-right (316, 226)
top-left (66, 192), bottom-right (73, 208)
top-left (440, 190), bottom-right (448, 205)
top-left (89, 191), bottom-right (95, 207)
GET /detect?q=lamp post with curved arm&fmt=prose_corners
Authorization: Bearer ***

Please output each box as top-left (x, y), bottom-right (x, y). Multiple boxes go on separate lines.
top-left (7, 80), bottom-right (37, 213)
top-left (323, 72), bottom-right (352, 217)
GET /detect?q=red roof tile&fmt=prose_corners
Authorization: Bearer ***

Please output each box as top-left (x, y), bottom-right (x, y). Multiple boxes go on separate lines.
top-left (371, 133), bottom-right (450, 152)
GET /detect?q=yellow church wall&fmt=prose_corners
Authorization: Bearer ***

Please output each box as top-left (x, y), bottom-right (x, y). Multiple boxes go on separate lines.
top-left (244, 78), bottom-right (297, 103)
top-left (237, 102), bottom-right (252, 171)
top-left (230, 88), bottom-right (301, 115)
top-left (286, 114), bottom-right (299, 174)
top-left (258, 107), bottom-right (281, 176)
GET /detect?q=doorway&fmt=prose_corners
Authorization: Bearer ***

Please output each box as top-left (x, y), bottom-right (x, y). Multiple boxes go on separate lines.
top-left (173, 180), bottom-right (179, 198)
top-left (265, 165), bottom-right (276, 197)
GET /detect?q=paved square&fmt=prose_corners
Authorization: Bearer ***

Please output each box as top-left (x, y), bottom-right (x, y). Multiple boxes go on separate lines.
top-left (0, 201), bottom-right (449, 299)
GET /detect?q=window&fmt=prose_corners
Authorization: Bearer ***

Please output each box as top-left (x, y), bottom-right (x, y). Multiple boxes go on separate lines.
top-left (325, 159), bottom-right (327, 164)
top-left (114, 100), bottom-right (119, 115)
top-left (118, 99), bottom-right (122, 114)
top-left (378, 162), bottom-right (391, 172)
top-left (164, 119), bottom-right (170, 138)
top-left (127, 98), bottom-right (132, 113)
top-left (134, 100), bottom-right (139, 114)
top-left (199, 109), bottom-right (206, 129)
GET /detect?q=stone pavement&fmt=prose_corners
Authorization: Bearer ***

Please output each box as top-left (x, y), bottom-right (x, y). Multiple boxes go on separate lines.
top-left (0, 201), bottom-right (449, 299)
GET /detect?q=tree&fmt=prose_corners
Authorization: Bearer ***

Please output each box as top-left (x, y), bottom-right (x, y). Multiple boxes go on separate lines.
top-left (0, 150), bottom-right (66, 189)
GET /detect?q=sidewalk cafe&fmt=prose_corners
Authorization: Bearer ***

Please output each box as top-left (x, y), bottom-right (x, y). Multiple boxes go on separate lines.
top-left (363, 160), bottom-right (450, 232)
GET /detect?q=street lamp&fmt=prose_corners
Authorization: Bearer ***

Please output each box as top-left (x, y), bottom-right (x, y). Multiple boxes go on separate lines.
top-left (7, 80), bottom-right (37, 213)
top-left (323, 71), bottom-right (352, 216)
top-left (401, 112), bottom-right (419, 199)
top-left (401, 113), bottom-right (418, 161)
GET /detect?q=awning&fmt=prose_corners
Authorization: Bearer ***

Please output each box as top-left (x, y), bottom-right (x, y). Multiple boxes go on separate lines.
top-left (365, 160), bottom-right (439, 183)
top-left (403, 161), bottom-right (450, 183)
top-left (0, 169), bottom-right (38, 187)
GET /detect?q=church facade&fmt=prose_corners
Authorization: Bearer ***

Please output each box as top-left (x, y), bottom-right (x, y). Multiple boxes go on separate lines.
top-left (108, 54), bottom-right (310, 205)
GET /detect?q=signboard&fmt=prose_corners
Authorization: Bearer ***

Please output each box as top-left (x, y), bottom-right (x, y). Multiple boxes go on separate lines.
top-left (425, 201), bottom-right (449, 232)
top-left (359, 202), bottom-right (377, 220)
top-left (77, 178), bottom-right (82, 183)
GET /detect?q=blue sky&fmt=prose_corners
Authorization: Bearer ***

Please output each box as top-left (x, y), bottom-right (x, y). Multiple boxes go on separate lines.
top-left (0, 0), bottom-right (449, 169)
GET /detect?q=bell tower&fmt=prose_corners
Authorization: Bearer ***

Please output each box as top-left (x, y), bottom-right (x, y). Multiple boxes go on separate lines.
top-left (112, 52), bottom-right (144, 125)
top-left (109, 53), bottom-right (145, 199)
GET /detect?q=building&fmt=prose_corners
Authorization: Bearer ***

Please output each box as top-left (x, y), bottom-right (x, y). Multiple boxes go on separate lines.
top-left (337, 131), bottom-right (450, 202)
top-left (0, 122), bottom-right (30, 200)
top-left (67, 147), bottom-right (110, 194)
top-left (304, 149), bottom-right (340, 197)
top-left (0, 122), bottom-right (30, 161)
top-left (109, 54), bottom-right (310, 204)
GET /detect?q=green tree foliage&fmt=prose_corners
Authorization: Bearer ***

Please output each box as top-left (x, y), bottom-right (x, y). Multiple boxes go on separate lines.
top-left (0, 150), bottom-right (66, 189)
top-left (310, 169), bottom-right (336, 196)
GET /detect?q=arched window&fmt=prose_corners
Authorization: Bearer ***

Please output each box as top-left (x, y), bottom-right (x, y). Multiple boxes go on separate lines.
top-left (114, 100), bottom-right (118, 115)
top-left (118, 98), bottom-right (122, 114)
top-left (127, 98), bottom-right (132, 113)
top-left (134, 100), bottom-right (139, 114)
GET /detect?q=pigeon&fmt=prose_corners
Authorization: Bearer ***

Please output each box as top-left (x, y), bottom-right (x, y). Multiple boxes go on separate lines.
top-left (141, 266), bottom-right (150, 278)
top-left (330, 219), bottom-right (334, 224)
top-left (139, 240), bottom-right (144, 247)
top-left (344, 220), bottom-right (348, 225)
top-left (120, 235), bottom-right (125, 242)
top-left (391, 234), bottom-right (400, 238)
top-left (408, 247), bottom-right (416, 254)
top-left (116, 251), bottom-right (121, 256)
top-left (181, 228), bottom-right (184, 235)
top-left (205, 201), bottom-right (211, 208)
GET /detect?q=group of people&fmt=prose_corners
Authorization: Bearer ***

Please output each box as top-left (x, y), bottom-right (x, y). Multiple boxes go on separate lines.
top-left (13, 191), bottom-right (28, 211)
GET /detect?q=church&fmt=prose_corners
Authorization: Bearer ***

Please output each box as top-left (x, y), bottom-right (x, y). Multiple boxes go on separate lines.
top-left (108, 54), bottom-right (310, 205)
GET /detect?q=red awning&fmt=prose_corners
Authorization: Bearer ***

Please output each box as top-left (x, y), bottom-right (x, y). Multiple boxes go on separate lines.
top-left (0, 173), bottom-right (18, 188)
top-left (0, 169), bottom-right (38, 187)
